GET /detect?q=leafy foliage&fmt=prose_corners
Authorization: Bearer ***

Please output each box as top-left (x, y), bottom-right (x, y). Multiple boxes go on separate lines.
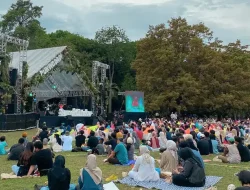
top-left (133, 17), bottom-right (250, 117)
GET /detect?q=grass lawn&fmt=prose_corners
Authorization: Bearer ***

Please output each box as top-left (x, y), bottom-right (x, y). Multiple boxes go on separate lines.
top-left (0, 129), bottom-right (248, 190)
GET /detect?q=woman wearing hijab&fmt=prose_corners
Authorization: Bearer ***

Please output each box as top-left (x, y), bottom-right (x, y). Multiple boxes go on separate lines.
top-left (78, 154), bottom-right (103, 190)
top-left (158, 132), bottom-right (168, 150)
top-left (131, 130), bottom-right (140, 149)
top-left (150, 131), bottom-right (160, 149)
top-left (41, 155), bottom-right (75, 190)
top-left (172, 147), bottom-right (206, 187)
top-left (50, 134), bottom-right (63, 153)
top-left (128, 146), bottom-right (160, 182)
top-left (126, 137), bottom-right (135, 160)
top-left (159, 140), bottom-right (178, 173)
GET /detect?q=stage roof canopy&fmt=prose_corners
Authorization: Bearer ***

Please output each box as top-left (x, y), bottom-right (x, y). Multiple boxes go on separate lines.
top-left (10, 46), bottom-right (92, 99)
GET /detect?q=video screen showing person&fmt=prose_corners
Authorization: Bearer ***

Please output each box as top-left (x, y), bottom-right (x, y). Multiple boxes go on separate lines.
top-left (125, 91), bottom-right (145, 112)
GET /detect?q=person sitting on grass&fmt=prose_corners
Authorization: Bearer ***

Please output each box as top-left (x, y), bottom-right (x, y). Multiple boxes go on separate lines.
top-left (27, 141), bottom-right (53, 176)
top-left (158, 131), bottom-right (168, 151)
top-left (77, 154), bottom-right (103, 190)
top-left (40, 155), bottom-right (75, 190)
top-left (107, 138), bottom-right (128, 165)
top-left (159, 140), bottom-right (178, 173)
top-left (128, 145), bottom-right (159, 182)
top-left (172, 147), bottom-right (206, 187)
top-left (12, 142), bottom-right (34, 176)
top-left (0, 136), bottom-right (8, 155)
top-left (50, 134), bottom-right (62, 153)
top-left (39, 127), bottom-right (49, 143)
top-left (75, 130), bottom-right (86, 148)
top-left (197, 134), bottom-right (210, 155)
top-left (210, 134), bottom-right (219, 154)
top-left (62, 131), bottom-right (73, 152)
top-left (92, 138), bottom-right (105, 155)
top-left (22, 132), bottom-right (29, 147)
top-left (235, 170), bottom-right (250, 190)
top-left (126, 137), bottom-right (135, 160)
top-left (150, 131), bottom-right (160, 150)
top-left (8, 138), bottom-right (25, 160)
top-left (218, 137), bottom-right (241, 164)
top-left (179, 140), bottom-right (205, 168)
top-left (82, 131), bottom-right (99, 152)
top-left (104, 132), bottom-right (117, 155)
top-left (235, 137), bottom-right (250, 162)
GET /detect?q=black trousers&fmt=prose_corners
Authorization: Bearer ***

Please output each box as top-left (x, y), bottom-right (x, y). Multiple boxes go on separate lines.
top-left (172, 174), bottom-right (204, 187)
top-left (108, 157), bottom-right (121, 165)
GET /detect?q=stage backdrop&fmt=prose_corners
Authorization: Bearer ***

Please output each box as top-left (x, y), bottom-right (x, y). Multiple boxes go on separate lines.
top-left (125, 91), bottom-right (145, 112)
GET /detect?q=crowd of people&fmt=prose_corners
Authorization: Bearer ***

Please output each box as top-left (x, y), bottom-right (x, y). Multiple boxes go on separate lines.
top-left (1, 117), bottom-right (250, 189)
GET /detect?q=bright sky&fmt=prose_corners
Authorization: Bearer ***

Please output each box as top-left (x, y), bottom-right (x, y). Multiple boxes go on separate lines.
top-left (1, 0), bottom-right (250, 44)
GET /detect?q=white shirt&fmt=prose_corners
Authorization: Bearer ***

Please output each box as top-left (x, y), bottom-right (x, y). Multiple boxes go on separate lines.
top-left (61, 135), bottom-right (73, 151)
top-left (129, 155), bottom-right (159, 181)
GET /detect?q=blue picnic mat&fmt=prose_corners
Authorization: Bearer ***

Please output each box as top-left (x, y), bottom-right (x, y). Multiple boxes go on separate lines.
top-left (117, 176), bottom-right (222, 190)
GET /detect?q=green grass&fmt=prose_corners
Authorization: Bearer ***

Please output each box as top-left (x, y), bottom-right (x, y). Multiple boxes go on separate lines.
top-left (0, 129), bottom-right (247, 190)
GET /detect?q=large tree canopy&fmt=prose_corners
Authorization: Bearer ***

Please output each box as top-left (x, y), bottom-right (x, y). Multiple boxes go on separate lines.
top-left (133, 17), bottom-right (250, 116)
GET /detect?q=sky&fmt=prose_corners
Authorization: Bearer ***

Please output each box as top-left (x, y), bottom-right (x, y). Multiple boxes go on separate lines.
top-left (1, 0), bottom-right (250, 44)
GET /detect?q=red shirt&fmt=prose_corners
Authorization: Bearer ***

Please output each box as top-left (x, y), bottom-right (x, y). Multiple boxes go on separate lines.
top-left (135, 129), bottom-right (143, 140)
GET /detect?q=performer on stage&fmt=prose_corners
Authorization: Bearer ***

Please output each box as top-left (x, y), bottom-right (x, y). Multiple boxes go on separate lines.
top-left (132, 96), bottom-right (139, 107)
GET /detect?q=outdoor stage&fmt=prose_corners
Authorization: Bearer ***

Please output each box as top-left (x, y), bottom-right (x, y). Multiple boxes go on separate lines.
top-left (39, 115), bottom-right (98, 127)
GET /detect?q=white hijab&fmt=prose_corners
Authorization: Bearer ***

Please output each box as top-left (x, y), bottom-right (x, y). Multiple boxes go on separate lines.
top-left (159, 132), bottom-right (168, 144)
top-left (166, 140), bottom-right (178, 159)
top-left (140, 145), bottom-right (152, 164)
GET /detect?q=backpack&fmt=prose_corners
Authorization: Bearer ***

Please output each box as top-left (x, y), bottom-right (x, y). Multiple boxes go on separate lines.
top-left (189, 160), bottom-right (206, 185)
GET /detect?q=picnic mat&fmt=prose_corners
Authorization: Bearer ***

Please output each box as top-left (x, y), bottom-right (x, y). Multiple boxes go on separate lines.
top-left (1, 173), bottom-right (40, 180)
top-left (117, 176), bottom-right (222, 190)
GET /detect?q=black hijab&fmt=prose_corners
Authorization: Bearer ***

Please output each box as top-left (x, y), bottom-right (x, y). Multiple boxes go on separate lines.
top-left (50, 155), bottom-right (67, 180)
top-left (178, 147), bottom-right (203, 168)
top-left (54, 134), bottom-right (62, 145)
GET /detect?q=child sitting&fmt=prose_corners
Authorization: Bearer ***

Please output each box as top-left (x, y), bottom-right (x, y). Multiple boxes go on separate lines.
top-left (0, 136), bottom-right (8, 155)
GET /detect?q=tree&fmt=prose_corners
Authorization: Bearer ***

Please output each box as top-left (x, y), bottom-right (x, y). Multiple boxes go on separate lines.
top-left (0, 0), bottom-right (43, 33)
top-left (95, 25), bottom-right (129, 113)
top-left (133, 17), bottom-right (250, 116)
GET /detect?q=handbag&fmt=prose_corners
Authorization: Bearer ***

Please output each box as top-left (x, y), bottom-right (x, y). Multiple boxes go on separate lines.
top-left (189, 162), bottom-right (206, 185)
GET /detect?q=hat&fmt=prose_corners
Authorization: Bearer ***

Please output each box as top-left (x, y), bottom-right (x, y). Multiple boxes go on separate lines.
top-left (127, 137), bottom-right (133, 144)
top-left (22, 132), bottom-right (27, 137)
top-left (228, 137), bottom-right (235, 143)
top-left (116, 132), bottom-right (123, 139)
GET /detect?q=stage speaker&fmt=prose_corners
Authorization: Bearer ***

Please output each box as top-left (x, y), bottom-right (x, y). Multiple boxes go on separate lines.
top-left (7, 104), bottom-right (15, 114)
top-left (66, 115), bottom-right (73, 120)
top-left (9, 69), bottom-right (18, 86)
